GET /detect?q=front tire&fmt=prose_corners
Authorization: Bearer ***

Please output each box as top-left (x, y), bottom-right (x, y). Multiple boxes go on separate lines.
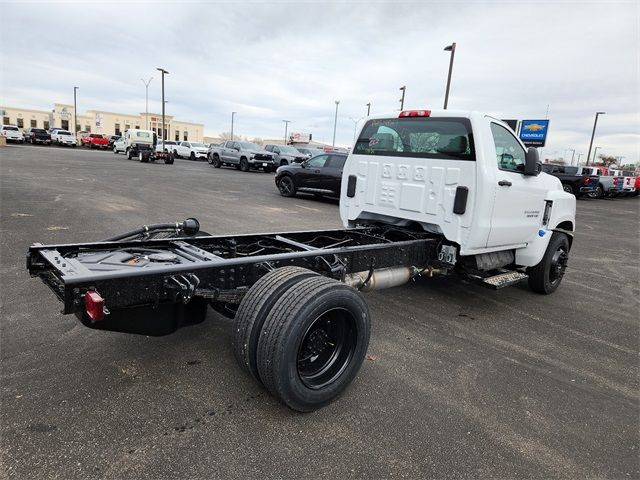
top-left (113, 146), bottom-right (118, 154)
top-left (190, 151), bottom-right (196, 160)
top-left (127, 148), bottom-right (134, 160)
top-left (212, 154), bottom-right (222, 168)
top-left (277, 176), bottom-right (296, 197)
top-left (527, 232), bottom-right (570, 294)
top-left (256, 276), bottom-right (371, 412)
top-left (240, 158), bottom-right (249, 172)
top-left (562, 184), bottom-right (574, 195)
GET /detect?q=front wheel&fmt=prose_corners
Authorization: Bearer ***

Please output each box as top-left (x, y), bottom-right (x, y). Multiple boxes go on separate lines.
top-left (190, 151), bottom-right (196, 161)
top-left (113, 146), bottom-right (118, 154)
top-left (240, 158), bottom-right (249, 172)
top-left (527, 232), bottom-right (569, 294)
top-left (256, 276), bottom-right (371, 412)
top-left (126, 148), bottom-right (133, 160)
top-left (277, 176), bottom-right (296, 197)
top-left (212, 154), bottom-right (222, 168)
top-left (562, 184), bottom-right (574, 195)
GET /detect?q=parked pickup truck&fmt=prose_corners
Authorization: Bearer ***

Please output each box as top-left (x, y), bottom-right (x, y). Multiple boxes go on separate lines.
top-left (81, 134), bottom-right (109, 149)
top-left (24, 127), bottom-right (51, 145)
top-left (208, 140), bottom-right (275, 172)
top-left (609, 169), bottom-right (638, 196)
top-left (26, 109), bottom-right (576, 412)
top-left (173, 141), bottom-right (208, 160)
top-left (576, 166), bottom-right (620, 198)
top-left (51, 129), bottom-right (77, 147)
top-left (541, 164), bottom-right (597, 197)
top-left (0, 125), bottom-right (25, 143)
top-left (264, 144), bottom-right (308, 166)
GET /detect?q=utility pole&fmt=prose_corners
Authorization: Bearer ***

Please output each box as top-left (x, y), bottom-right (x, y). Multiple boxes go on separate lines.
top-left (332, 100), bottom-right (340, 148)
top-left (156, 68), bottom-right (169, 152)
top-left (349, 117), bottom-right (363, 145)
top-left (141, 77), bottom-right (153, 130)
top-left (443, 42), bottom-right (456, 109)
top-left (231, 111), bottom-right (236, 140)
top-left (73, 86), bottom-right (78, 136)
top-left (366, 103), bottom-right (371, 116)
top-left (399, 86), bottom-right (406, 110)
top-left (586, 111), bottom-right (605, 166)
top-left (282, 119), bottom-right (291, 144)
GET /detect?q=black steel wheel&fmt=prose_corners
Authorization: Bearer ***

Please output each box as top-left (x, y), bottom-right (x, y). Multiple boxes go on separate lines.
top-left (256, 276), bottom-right (370, 412)
top-left (233, 266), bottom-right (319, 382)
top-left (240, 158), bottom-right (249, 172)
top-left (278, 176), bottom-right (296, 197)
top-left (527, 232), bottom-right (570, 294)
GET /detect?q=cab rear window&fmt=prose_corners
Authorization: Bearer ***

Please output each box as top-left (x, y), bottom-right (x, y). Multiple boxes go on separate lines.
top-left (353, 117), bottom-right (475, 161)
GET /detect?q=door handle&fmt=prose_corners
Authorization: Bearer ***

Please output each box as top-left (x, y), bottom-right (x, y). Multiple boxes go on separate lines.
top-left (314, 170), bottom-right (320, 173)
top-left (498, 180), bottom-right (512, 187)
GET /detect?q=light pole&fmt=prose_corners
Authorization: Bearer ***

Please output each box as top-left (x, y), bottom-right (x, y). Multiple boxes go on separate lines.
top-left (366, 103), bottom-right (371, 116)
top-left (567, 148), bottom-right (576, 165)
top-left (443, 42), bottom-right (456, 109)
top-left (592, 146), bottom-right (601, 164)
top-left (141, 77), bottom-right (153, 130)
top-left (586, 111), bottom-right (605, 166)
top-left (349, 116), bottom-right (364, 145)
top-left (282, 119), bottom-right (291, 144)
top-left (156, 68), bottom-right (169, 152)
top-left (73, 86), bottom-right (78, 136)
top-left (332, 100), bottom-right (340, 148)
top-left (399, 86), bottom-right (406, 110)
top-left (231, 111), bottom-right (236, 140)
top-left (576, 153), bottom-right (583, 164)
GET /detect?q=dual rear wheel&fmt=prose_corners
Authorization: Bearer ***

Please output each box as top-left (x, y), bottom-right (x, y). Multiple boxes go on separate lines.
top-left (232, 267), bottom-right (371, 412)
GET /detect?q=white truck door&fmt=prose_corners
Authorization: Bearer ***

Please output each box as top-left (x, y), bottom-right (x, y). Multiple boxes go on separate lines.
top-left (486, 122), bottom-right (548, 248)
top-left (340, 113), bottom-right (477, 249)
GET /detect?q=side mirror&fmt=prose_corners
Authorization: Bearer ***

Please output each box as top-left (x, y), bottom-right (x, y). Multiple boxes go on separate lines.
top-left (524, 147), bottom-right (540, 176)
top-left (300, 162), bottom-right (307, 168)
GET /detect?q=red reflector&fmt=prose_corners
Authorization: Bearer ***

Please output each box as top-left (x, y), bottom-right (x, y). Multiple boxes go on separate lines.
top-left (399, 110), bottom-right (431, 118)
top-left (85, 291), bottom-right (105, 322)
top-left (583, 176), bottom-right (590, 185)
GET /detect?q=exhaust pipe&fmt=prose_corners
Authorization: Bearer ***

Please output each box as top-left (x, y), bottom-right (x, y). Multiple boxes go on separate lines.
top-left (344, 266), bottom-right (416, 292)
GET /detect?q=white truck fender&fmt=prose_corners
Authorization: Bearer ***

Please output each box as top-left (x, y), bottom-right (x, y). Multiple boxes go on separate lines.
top-left (515, 190), bottom-right (576, 267)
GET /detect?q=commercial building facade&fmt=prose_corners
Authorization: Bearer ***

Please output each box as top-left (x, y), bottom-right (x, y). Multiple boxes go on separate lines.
top-left (1, 104), bottom-right (204, 142)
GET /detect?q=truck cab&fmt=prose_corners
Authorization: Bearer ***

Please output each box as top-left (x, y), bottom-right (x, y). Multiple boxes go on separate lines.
top-left (340, 110), bottom-right (576, 286)
top-left (123, 129), bottom-right (155, 159)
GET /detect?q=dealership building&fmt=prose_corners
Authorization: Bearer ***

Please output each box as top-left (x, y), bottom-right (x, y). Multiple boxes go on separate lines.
top-left (1, 104), bottom-right (204, 142)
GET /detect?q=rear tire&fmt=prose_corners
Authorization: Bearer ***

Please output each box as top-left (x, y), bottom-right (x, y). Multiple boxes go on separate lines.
top-left (527, 232), bottom-right (570, 294)
top-left (562, 184), bottom-right (573, 194)
top-left (256, 276), bottom-right (371, 412)
top-left (233, 266), bottom-right (320, 382)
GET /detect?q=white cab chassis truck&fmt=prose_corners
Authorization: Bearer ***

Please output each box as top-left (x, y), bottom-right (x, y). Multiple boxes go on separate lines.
top-left (27, 110), bottom-right (575, 412)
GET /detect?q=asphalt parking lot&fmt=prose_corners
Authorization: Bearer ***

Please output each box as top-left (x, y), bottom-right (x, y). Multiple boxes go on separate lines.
top-left (1, 144), bottom-right (638, 479)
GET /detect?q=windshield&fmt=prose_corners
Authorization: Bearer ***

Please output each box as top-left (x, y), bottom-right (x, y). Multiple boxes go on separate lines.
top-left (239, 142), bottom-right (260, 150)
top-left (89, 134), bottom-right (103, 138)
top-left (134, 132), bottom-right (151, 138)
top-left (279, 146), bottom-right (300, 154)
top-left (191, 142), bottom-right (206, 148)
top-left (354, 117), bottom-right (475, 160)
top-left (3, 126), bottom-right (19, 131)
top-left (58, 130), bottom-right (71, 135)
top-left (33, 129), bottom-right (46, 133)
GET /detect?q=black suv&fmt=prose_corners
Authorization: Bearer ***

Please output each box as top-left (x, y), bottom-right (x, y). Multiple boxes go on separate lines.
top-left (275, 152), bottom-right (347, 198)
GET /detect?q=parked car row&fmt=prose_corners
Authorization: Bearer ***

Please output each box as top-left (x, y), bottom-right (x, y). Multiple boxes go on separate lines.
top-left (542, 164), bottom-right (639, 198)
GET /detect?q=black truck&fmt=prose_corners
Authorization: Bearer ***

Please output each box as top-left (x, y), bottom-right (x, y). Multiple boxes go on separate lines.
top-left (23, 127), bottom-right (52, 145)
top-left (541, 164), bottom-right (598, 197)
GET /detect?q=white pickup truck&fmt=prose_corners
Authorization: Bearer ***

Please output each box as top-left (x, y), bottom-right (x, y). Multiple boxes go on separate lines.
top-left (173, 141), bottom-right (209, 160)
top-left (342, 109), bottom-right (576, 294)
top-left (50, 129), bottom-right (77, 147)
top-left (26, 109), bottom-right (577, 412)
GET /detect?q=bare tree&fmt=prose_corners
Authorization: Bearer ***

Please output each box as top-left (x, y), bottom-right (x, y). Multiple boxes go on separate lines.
top-left (219, 131), bottom-right (232, 141)
top-left (594, 154), bottom-right (618, 168)
top-left (251, 137), bottom-right (263, 145)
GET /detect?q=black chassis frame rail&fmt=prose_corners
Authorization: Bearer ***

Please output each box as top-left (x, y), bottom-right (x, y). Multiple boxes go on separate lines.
top-left (27, 226), bottom-right (440, 315)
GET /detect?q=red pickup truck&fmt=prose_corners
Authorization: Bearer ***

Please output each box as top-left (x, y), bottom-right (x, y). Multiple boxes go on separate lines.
top-left (81, 134), bottom-right (109, 149)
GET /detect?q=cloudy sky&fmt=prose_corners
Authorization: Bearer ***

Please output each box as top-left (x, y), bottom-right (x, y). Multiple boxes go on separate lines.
top-left (1, 0), bottom-right (638, 162)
